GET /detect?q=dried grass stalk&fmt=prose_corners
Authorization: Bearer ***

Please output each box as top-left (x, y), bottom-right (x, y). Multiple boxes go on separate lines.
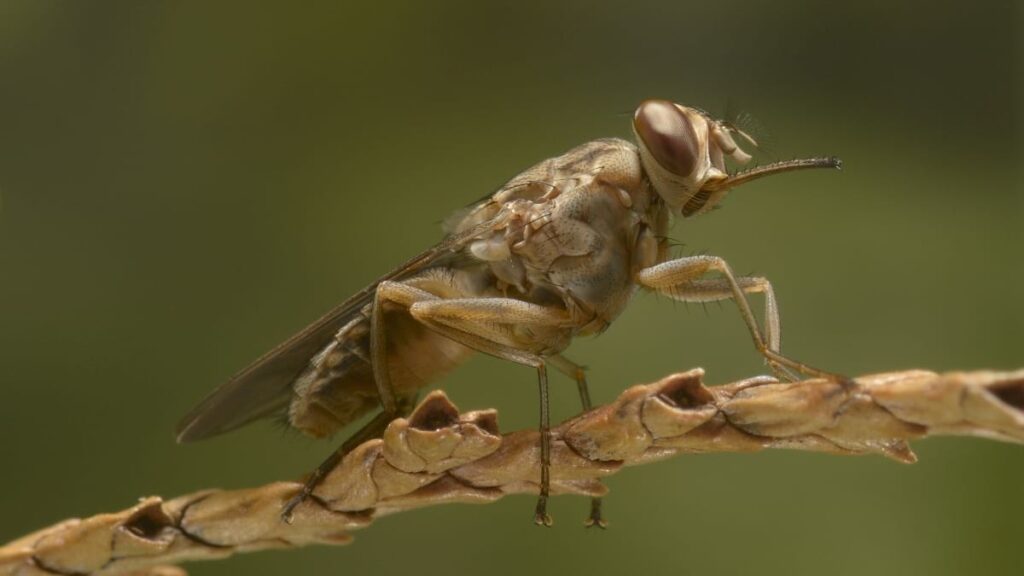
top-left (3, 368), bottom-right (1023, 576)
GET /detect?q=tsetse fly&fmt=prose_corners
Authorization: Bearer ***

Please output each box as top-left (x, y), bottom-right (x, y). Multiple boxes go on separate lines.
top-left (177, 99), bottom-right (844, 527)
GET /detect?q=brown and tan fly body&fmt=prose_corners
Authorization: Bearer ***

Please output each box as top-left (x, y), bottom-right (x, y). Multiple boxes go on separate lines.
top-left (176, 99), bottom-right (845, 527)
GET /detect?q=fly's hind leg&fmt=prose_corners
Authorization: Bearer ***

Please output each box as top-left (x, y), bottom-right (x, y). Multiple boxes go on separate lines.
top-left (549, 354), bottom-right (606, 529)
top-left (637, 256), bottom-right (854, 389)
top-left (281, 394), bottom-right (417, 521)
top-left (281, 281), bottom-right (436, 522)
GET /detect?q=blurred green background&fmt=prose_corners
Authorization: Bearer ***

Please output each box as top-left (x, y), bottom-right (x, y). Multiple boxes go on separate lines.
top-left (1, 1), bottom-right (1021, 575)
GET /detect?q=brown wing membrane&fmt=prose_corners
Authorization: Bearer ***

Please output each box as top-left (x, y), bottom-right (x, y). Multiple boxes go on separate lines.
top-left (175, 225), bottom-right (491, 443)
top-left (175, 292), bottom-right (371, 443)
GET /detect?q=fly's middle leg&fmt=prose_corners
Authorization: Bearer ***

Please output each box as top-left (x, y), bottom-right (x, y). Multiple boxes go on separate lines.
top-left (549, 353), bottom-right (607, 529)
top-left (549, 354), bottom-right (593, 410)
top-left (637, 255), bottom-right (854, 389)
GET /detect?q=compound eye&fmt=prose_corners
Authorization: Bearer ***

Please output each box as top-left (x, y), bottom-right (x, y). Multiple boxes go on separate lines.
top-left (633, 100), bottom-right (699, 177)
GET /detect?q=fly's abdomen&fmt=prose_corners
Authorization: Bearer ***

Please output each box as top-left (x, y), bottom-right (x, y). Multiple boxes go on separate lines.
top-left (287, 304), bottom-right (474, 438)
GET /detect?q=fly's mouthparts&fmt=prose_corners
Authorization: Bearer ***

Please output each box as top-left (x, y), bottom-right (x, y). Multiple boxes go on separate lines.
top-left (704, 156), bottom-right (842, 192)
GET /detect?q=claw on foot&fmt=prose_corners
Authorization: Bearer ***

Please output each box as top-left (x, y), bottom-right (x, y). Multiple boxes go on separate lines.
top-left (280, 491), bottom-right (308, 524)
top-left (584, 516), bottom-right (608, 529)
top-left (533, 499), bottom-right (553, 527)
top-left (767, 361), bottom-right (799, 383)
top-left (837, 375), bottom-right (860, 392)
top-left (584, 498), bottom-right (608, 529)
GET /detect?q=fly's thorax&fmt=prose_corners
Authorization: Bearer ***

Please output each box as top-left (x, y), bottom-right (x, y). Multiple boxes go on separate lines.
top-left (462, 140), bottom-right (659, 332)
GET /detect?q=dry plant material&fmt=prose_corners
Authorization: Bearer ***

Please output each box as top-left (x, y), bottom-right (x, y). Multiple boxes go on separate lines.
top-left (3, 368), bottom-right (1023, 576)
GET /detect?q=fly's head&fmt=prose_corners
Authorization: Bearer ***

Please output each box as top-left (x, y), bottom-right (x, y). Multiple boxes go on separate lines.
top-left (632, 99), bottom-right (840, 217)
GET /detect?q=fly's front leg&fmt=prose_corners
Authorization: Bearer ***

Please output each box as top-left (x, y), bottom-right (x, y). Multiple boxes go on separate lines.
top-left (548, 353), bottom-right (607, 529)
top-left (406, 297), bottom-right (574, 527)
top-left (655, 276), bottom-right (798, 381)
top-left (281, 281), bottom-right (434, 522)
top-left (637, 256), bottom-right (853, 388)
top-left (663, 277), bottom-right (781, 353)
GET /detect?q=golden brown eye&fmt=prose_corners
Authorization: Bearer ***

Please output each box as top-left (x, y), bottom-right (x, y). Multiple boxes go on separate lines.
top-left (633, 100), bottom-right (699, 177)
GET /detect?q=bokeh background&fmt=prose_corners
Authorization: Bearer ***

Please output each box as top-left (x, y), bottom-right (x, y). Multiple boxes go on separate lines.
top-left (1, 2), bottom-right (1021, 575)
